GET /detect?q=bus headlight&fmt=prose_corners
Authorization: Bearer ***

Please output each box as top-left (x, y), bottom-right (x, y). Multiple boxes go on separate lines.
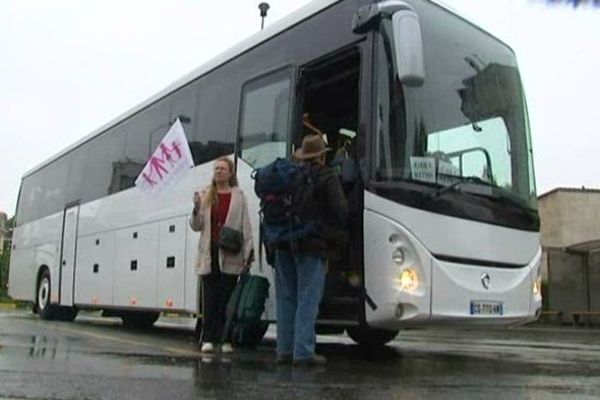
top-left (399, 268), bottom-right (418, 292)
top-left (533, 276), bottom-right (542, 296)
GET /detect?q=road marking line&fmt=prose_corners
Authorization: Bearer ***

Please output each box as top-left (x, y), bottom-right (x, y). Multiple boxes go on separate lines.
top-left (21, 318), bottom-right (200, 357)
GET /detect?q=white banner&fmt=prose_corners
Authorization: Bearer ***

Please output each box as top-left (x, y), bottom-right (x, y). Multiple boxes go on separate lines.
top-left (135, 118), bottom-right (194, 194)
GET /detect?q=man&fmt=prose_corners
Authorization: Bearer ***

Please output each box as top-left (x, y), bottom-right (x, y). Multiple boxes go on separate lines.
top-left (275, 134), bottom-right (348, 366)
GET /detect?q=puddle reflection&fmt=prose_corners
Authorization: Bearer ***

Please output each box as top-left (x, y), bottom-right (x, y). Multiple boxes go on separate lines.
top-left (28, 335), bottom-right (59, 359)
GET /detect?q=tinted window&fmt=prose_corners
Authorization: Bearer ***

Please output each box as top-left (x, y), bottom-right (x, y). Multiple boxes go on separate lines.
top-left (17, 173), bottom-right (44, 225)
top-left (16, 74), bottom-right (240, 224)
top-left (169, 82), bottom-right (201, 163)
top-left (66, 146), bottom-right (87, 203)
top-left (108, 98), bottom-right (171, 194)
top-left (119, 116), bottom-right (151, 192)
top-left (17, 153), bottom-right (72, 225)
top-left (192, 78), bottom-right (236, 165)
top-left (81, 128), bottom-right (125, 201)
top-left (40, 154), bottom-right (70, 217)
top-left (239, 69), bottom-right (291, 168)
top-left (145, 99), bottom-right (173, 156)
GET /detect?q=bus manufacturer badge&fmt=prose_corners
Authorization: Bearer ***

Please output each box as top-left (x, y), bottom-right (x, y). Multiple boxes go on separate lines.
top-left (481, 273), bottom-right (491, 290)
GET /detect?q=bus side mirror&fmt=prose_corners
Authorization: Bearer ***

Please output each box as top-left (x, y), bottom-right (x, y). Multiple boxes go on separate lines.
top-left (391, 10), bottom-right (425, 87)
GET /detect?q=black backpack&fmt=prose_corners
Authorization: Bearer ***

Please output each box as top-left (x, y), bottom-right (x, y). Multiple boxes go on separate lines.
top-left (252, 158), bottom-right (319, 246)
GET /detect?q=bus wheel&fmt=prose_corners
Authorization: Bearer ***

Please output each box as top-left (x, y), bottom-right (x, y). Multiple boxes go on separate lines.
top-left (56, 306), bottom-right (78, 322)
top-left (121, 311), bottom-right (160, 329)
top-left (37, 269), bottom-right (57, 320)
top-left (346, 326), bottom-right (399, 348)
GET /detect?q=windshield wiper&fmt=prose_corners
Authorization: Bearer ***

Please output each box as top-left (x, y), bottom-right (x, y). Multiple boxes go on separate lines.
top-left (429, 175), bottom-right (535, 213)
top-left (429, 175), bottom-right (494, 200)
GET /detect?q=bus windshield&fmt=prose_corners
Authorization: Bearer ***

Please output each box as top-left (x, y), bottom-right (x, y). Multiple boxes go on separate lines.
top-left (374, 2), bottom-right (537, 215)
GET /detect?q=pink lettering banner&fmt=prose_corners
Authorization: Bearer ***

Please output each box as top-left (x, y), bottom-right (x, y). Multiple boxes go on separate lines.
top-left (135, 118), bottom-right (194, 194)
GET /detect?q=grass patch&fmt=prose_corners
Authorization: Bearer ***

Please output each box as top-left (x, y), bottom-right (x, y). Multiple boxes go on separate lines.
top-left (0, 294), bottom-right (31, 309)
top-left (15, 300), bottom-right (32, 309)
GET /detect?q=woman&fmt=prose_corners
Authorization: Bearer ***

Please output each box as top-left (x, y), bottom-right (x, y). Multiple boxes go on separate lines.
top-left (189, 156), bottom-right (254, 353)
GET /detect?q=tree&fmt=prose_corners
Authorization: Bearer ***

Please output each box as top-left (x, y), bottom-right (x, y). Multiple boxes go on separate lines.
top-left (0, 216), bottom-right (14, 299)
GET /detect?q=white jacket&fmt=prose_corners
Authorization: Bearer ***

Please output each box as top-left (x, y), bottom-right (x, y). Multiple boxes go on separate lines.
top-left (188, 186), bottom-right (254, 275)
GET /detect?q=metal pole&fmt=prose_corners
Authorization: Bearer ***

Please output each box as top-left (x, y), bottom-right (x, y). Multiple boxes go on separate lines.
top-left (259, 3), bottom-right (270, 31)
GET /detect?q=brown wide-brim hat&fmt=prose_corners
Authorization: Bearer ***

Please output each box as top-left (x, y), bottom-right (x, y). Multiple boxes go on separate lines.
top-left (294, 134), bottom-right (331, 160)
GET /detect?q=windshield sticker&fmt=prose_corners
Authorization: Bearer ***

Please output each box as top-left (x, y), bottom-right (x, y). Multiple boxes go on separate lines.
top-left (410, 157), bottom-right (436, 183)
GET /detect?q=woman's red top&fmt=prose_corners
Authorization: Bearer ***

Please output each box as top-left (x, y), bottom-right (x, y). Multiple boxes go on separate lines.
top-left (211, 192), bottom-right (232, 243)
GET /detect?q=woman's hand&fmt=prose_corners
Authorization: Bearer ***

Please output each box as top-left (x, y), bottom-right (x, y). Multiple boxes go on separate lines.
top-left (243, 249), bottom-right (255, 270)
top-left (242, 261), bottom-right (252, 273)
top-left (193, 190), bottom-right (206, 206)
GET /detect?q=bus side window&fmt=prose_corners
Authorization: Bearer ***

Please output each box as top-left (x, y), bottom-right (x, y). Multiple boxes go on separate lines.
top-left (238, 68), bottom-right (293, 169)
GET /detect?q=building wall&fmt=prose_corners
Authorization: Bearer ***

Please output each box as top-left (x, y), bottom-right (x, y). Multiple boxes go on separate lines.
top-left (589, 250), bottom-right (600, 310)
top-left (539, 190), bottom-right (600, 248)
top-left (538, 189), bottom-right (600, 317)
top-left (546, 249), bottom-right (587, 316)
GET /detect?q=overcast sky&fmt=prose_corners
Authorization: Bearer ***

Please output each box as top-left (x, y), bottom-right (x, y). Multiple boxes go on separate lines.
top-left (1, 0), bottom-right (598, 215)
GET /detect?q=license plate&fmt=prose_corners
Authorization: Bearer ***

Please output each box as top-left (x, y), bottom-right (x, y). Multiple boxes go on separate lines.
top-left (470, 301), bottom-right (503, 315)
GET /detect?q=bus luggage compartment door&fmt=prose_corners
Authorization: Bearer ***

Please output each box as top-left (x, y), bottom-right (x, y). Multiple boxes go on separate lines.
top-left (59, 205), bottom-right (80, 306)
top-left (114, 224), bottom-right (159, 308)
top-left (156, 217), bottom-right (187, 310)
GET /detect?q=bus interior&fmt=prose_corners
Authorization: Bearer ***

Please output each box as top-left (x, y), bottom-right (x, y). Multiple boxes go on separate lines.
top-left (295, 48), bottom-right (363, 326)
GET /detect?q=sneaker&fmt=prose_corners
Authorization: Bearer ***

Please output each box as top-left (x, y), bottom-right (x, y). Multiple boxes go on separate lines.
top-left (200, 342), bottom-right (215, 353)
top-left (221, 343), bottom-right (234, 353)
top-left (276, 354), bottom-right (292, 366)
top-left (293, 354), bottom-right (327, 367)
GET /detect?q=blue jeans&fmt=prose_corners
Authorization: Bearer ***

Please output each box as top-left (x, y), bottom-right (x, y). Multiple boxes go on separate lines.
top-left (275, 250), bottom-right (326, 360)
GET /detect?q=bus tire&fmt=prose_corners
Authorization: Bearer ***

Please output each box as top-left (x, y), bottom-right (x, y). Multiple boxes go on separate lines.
top-left (36, 269), bottom-right (57, 320)
top-left (56, 306), bottom-right (78, 322)
top-left (346, 326), bottom-right (399, 348)
top-left (121, 311), bottom-right (160, 329)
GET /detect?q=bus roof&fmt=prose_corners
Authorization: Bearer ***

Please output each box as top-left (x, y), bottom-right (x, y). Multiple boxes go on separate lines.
top-left (24, 0), bottom-right (509, 178)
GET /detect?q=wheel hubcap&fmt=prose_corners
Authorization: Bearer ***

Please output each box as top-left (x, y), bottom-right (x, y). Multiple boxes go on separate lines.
top-left (38, 277), bottom-right (50, 310)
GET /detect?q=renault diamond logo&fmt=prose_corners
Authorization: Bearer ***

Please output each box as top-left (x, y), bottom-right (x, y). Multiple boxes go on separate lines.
top-left (481, 273), bottom-right (491, 290)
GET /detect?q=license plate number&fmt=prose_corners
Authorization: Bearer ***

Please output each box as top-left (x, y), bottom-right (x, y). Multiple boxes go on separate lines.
top-left (470, 301), bottom-right (503, 315)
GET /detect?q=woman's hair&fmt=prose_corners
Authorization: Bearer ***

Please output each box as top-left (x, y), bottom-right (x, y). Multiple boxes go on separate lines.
top-left (203, 156), bottom-right (238, 209)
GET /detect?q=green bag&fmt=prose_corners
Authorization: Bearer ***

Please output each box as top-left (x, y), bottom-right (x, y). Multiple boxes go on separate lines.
top-left (224, 272), bottom-right (270, 346)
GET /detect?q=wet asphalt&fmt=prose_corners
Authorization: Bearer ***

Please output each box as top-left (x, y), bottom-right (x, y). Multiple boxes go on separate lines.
top-left (1, 309), bottom-right (599, 400)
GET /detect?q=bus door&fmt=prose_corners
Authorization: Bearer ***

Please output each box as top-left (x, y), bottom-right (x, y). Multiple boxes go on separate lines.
top-left (295, 48), bottom-right (362, 322)
top-left (236, 66), bottom-right (296, 319)
top-left (59, 203), bottom-right (80, 306)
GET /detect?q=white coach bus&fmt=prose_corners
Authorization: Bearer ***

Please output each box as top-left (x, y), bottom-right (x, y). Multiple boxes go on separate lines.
top-left (9, 0), bottom-right (541, 346)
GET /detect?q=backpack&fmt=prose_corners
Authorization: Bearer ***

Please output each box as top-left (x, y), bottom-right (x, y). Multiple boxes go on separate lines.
top-left (252, 158), bottom-right (319, 246)
top-left (224, 273), bottom-right (270, 346)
